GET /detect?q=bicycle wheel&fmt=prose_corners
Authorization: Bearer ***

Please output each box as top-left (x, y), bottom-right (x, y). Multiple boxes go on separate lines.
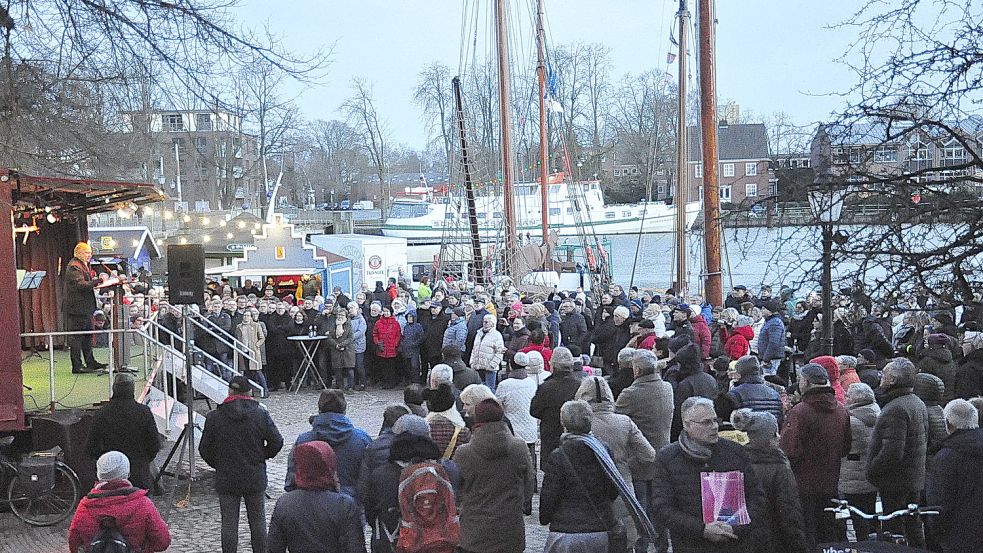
top-left (7, 462), bottom-right (80, 526)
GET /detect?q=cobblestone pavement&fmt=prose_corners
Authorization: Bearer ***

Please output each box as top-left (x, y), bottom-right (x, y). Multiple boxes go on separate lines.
top-left (0, 388), bottom-right (551, 552)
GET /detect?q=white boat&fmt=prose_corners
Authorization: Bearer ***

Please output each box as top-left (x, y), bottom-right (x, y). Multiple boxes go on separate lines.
top-left (382, 179), bottom-right (701, 242)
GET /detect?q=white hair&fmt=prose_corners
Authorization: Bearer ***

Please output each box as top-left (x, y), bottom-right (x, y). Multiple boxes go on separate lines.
top-left (944, 399), bottom-right (979, 431)
top-left (681, 396), bottom-right (715, 419)
top-left (428, 364), bottom-right (454, 388)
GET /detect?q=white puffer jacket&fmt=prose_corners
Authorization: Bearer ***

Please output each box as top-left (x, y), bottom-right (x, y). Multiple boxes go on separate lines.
top-left (470, 328), bottom-right (505, 372)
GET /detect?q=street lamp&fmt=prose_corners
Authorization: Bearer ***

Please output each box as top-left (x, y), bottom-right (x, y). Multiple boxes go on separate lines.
top-left (808, 178), bottom-right (848, 356)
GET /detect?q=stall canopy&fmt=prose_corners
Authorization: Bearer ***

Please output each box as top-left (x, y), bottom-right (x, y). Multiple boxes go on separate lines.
top-left (222, 214), bottom-right (353, 294)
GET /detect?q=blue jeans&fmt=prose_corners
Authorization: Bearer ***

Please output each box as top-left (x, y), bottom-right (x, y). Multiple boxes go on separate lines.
top-left (483, 370), bottom-right (497, 392)
top-left (763, 358), bottom-right (781, 376)
top-left (246, 370), bottom-right (267, 396)
top-left (354, 352), bottom-right (366, 385)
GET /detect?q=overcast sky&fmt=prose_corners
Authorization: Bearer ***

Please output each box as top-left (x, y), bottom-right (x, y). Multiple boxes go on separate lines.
top-left (239, 0), bottom-right (858, 149)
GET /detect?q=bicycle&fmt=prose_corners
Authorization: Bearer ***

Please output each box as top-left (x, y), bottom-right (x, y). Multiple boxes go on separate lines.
top-left (0, 435), bottom-right (81, 526)
top-left (823, 498), bottom-right (939, 550)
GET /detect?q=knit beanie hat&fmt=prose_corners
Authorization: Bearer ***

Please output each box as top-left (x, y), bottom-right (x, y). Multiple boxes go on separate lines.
top-left (668, 334), bottom-right (692, 353)
top-left (96, 451), bottom-right (130, 482)
top-left (730, 409), bottom-right (778, 447)
top-left (734, 355), bottom-right (761, 377)
top-left (913, 373), bottom-right (944, 406)
top-left (613, 305), bottom-right (630, 319)
top-left (513, 351), bottom-right (529, 367)
top-left (392, 414), bottom-right (431, 437)
top-left (551, 347), bottom-right (575, 372)
top-left (846, 382), bottom-right (876, 409)
top-left (423, 383), bottom-right (455, 413)
top-left (453, 306), bottom-right (466, 317)
top-left (857, 349), bottom-right (877, 363)
top-left (927, 333), bottom-right (950, 347)
top-left (800, 363), bottom-right (830, 386)
top-left (526, 351), bottom-right (545, 374)
top-left (473, 398), bottom-right (504, 424)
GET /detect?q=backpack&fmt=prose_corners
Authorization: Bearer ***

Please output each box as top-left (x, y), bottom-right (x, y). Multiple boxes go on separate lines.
top-left (396, 462), bottom-right (459, 553)
top-left (89, 516), bottom-right (135, 553)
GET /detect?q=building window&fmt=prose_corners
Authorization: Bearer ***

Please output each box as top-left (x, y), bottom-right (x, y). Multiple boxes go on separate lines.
top-left (719, 185), bottom-right (731, 201)
top-left (631, 167), bottom-right (640, 175)
top-left (194, 137), bottom-right (207, 153)
top-left (566, 207), bottom-right (573, 215)
top-left (874, 146), bottom-right (898, 162)
top-left (695, 164), bottom-right (703, 178)
top-left (548, 208), bottom-right (561, 216)
top-left (614, 169), bottom-right (622, 177)
top-left (745, 182), bottom-right (758, 197)
top-left (723, 163), bottom-right (735, 178)
top-left (910, 140), bottom-right (931, 161)
top-left (477, 212), bottom-right (486, 219)
top-left (196, 113), bottom-right (213, 131)
top-left (622, 210), bottom-right (631, 217)
top-left (745, 162), bottom-right (757, 176)
top-left (657, 184), bottom-right (666, 195)
top-left (163, 114), bottom-right (184, 132)
top-left (942, 139), bottom-right (966, 163)
top-left (605, 211), bottom-right (615, 219)
top-left (194, 159), bottom-right (208, 178)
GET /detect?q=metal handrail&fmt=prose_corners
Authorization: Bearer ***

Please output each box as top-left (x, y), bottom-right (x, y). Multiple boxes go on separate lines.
top-left (158, 303), bottom-right (258, 365)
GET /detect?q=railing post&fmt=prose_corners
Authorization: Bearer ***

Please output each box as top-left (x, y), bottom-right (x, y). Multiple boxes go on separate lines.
top-left (107, 330), bottom-right (115, 399)
top-left (48, 335), bottom-right (56, 411)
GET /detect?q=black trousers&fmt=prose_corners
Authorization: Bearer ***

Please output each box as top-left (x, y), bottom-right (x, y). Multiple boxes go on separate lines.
top-left (66, 314), bottom-right (98, 369)
top-left (880, 488), bottom-right (925, 548)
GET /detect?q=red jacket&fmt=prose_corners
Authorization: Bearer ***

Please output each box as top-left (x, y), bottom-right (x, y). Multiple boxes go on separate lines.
top-left (387, 284), bottom-right (399, 301)
top-left (373, 315), bottom-right (402, 358)
top-left (778, 388), bottom-right (851, 496)
top-left (691, 316), bottom-right (712, 359)
top-left (519, 342), bottom-right (553, 367)
top-left (724, 325), bottom-right (754, 360)
top-left (68, 479), bottom-right (171, 553)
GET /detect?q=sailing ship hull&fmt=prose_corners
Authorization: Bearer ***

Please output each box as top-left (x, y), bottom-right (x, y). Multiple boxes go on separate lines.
top-left (382, 200), bottom-right (702, 242)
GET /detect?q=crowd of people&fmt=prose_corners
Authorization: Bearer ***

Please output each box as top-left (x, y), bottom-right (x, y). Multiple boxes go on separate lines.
top-left (65, 275), bottom-right (983, 553)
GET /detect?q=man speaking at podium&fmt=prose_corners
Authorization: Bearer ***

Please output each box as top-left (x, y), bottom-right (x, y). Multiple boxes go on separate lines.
top-left (64, 242), bottom-right (107, 374)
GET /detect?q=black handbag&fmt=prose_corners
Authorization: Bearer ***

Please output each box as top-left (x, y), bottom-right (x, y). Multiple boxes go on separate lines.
top-left (559, 449), bottom-right (629, 553)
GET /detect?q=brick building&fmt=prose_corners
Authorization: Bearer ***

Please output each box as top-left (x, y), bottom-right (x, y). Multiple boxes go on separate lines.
top-left (687, 122), bottom-right (776, 205)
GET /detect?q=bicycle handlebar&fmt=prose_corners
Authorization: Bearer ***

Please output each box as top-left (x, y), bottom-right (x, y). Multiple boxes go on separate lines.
top-left (824, 499), bottom-right (939, 521)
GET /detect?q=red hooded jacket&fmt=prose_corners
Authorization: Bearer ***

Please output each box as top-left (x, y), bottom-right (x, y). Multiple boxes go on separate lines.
top-left (811, 355), bottom-right (846, 404)
top-left (373, 315), bottom-right (402, 358)
top-left (723, 325), bottom-right (754, 360)
top-left (690, 315), bottom-right (712, 359)
top-left (68, 479), bottom-right (171, 553)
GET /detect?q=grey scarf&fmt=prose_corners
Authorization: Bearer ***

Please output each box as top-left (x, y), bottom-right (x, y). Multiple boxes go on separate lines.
top-left (678, 430), bottom-right (713, 462)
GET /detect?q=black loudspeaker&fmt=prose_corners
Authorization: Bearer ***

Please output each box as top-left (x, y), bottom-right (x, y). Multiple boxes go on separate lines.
top-left (167, 244), bottom-right (205, 305)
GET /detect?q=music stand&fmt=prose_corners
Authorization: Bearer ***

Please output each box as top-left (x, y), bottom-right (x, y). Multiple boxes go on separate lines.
top-left (18, 271), bottom-right (46, 361)
top-left (18, 270), bottom-right (45, 290)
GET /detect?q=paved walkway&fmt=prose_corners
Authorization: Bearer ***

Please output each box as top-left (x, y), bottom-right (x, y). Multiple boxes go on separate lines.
top-left (1, 388), bottom-right (551, 552)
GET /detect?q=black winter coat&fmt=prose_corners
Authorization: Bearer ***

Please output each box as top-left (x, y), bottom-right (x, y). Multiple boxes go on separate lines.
top-left (418, 310), bottom-right (450, 359)
top-left (539, 437), bottom-right (619, 532)
top-left (855, 317), bottom-right (893, 361)
top-left (832, 320), bottom-right (854, 356)
top-left (926, 428), bottom-right (983, 553)
top-left (592, 318), bottom-right (631, 368)
top-left (268, 488), bottom-right (365, 553)
top-left (530, 372), bottom-right (582, 458)
top-left (955, 348), bottom-right (983, 399)
top-left (744, 446), bottom-right (808, 553)
top-left (666, 343), bottom-right (718, 441)
top-left (867, 388), bottom-right (929, 495)
top-left (919, 346), bottom-right (958, 404)
top-left (651, 438), bottom-right (767, 553)
top-left (199, 397), bottom-right (284, 495)
top-left (559, 312), bottom-right (588, 351)
top-left (85, 391), bottom-right (162, 490)
top-left (63, 257), bottom-right (98, 317)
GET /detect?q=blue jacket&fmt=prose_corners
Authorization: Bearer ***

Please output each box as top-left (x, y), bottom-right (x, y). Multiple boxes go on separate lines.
top-left (285, 412), bottom-right (371, 499)
top-left (349, 315), bottom-right (367, 354)
top-left (758, 314), bottom-right (786, 362)
top-left (443, 317), bottom-right (468, 351)
top-left (728, 375), bottom-right (784, 427)
top-left (398, 321), bottom-right (424, 356)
